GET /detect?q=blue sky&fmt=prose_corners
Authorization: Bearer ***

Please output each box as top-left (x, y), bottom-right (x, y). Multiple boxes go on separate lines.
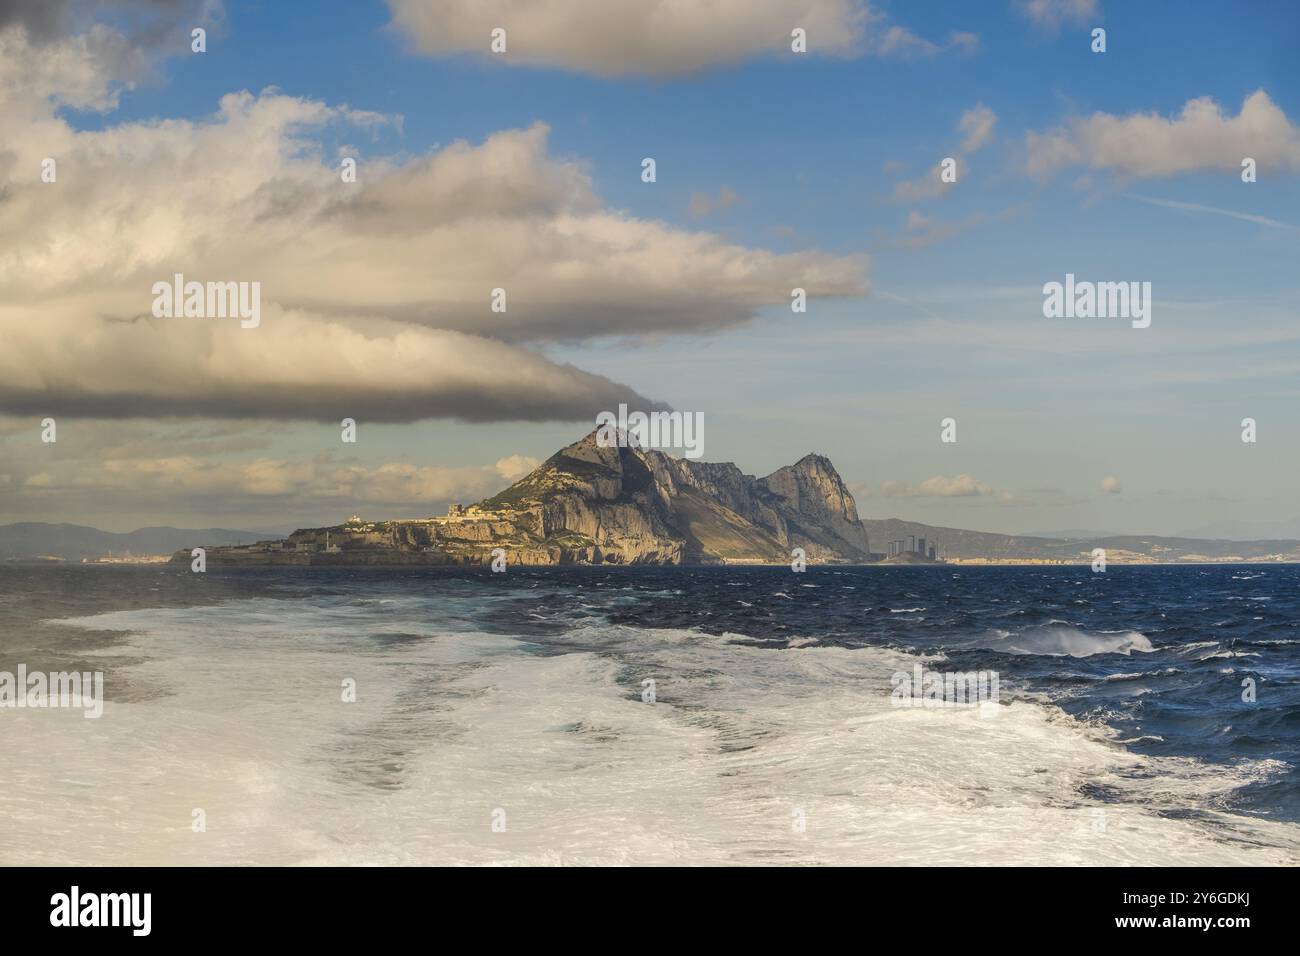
top-left (3, 0), bottom-right (1299, 536)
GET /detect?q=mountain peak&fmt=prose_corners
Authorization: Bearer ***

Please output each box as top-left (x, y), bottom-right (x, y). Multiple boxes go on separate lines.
top-left (757, 453), bottom-right (868, 555)
top-left (789, 452), bottom-right (838, 477)
top-left (762, 454), bottom-right (854, 513)
top-left (466, 430), bottom-right (872, 564)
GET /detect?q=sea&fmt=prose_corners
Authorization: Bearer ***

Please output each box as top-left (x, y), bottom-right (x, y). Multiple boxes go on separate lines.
top-left (1, 562), bottom-right (1297, 866)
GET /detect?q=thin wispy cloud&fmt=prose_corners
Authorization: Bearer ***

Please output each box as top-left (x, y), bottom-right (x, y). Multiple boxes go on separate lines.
top-left (1014, 0), bottom-right (1099, 30)
top-left (1122, 193), bottom-right (1297, 231)
top-left (889, 104), bottom-right (998, 202)
top-left (959, 103), bottom-right (997, 153)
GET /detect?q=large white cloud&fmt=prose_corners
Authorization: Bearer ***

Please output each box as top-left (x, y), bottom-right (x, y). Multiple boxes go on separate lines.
top-left (1026, 90), bottom-right (1300, 179)
top-left (386, 0), bottom-right (971, 76)
top-left (0, 303), bottom-right (658, 422)
top-left (0, 24), bottom-right (866, 423)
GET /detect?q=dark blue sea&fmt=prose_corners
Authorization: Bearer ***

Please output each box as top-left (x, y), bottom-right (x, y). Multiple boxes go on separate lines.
top-left (2, 563), bottom-right (1297, 864)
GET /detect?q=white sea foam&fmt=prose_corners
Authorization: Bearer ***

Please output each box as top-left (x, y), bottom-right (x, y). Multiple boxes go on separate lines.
top-left (1103, 667), bottom-right (1180, 682)
top-left (975, 624), bottom-right (1155, 657)
top-left (786, 637), bottom-right (820, 648)
top-left (2, 593), bottom-right (1294, 866)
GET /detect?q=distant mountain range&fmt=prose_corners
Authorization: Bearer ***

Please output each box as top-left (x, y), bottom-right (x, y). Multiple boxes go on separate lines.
top-left (1177, 517), bottom-right (1300, 542)
top-left (0, 523), bottom-right (281, 561)
top-left (1026, 528), bottom-right (1123, 540)
top-left (859, 519), bottom-right (1300, 563)
top-left (7, 434), bottom-right (1300, 566)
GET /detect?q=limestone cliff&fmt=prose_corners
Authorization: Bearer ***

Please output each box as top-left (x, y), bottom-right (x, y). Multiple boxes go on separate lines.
top-left (757, 454), bottom-right (873, 561)
top-left (178, 429), bottom-right (874, 566)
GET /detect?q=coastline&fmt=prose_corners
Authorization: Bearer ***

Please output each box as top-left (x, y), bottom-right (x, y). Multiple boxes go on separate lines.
top-left (155, 553), bottom-right (1300, 569)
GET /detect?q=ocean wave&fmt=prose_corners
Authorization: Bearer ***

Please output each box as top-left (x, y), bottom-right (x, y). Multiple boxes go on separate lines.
top-left (1102, 667), bottom-right (1180, 682)
top-left (11, 591), bottom-right (1293, 867)
top-left (974, 624), bottom-right (1155, 657)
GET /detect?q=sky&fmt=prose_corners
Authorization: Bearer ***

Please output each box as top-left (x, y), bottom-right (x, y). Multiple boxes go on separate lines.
top-left (1, 0), bottom-right (1299, 537)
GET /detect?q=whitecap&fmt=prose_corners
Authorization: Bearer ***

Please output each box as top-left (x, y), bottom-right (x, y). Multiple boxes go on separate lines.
top-left (975, 624), bottom-right (1155, 657)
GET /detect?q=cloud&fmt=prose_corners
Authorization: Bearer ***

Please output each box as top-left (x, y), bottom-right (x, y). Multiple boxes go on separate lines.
top-left (0, 0), bottom-right (221, 47)
top-left (1101, 476), bottom-right (1123, 494)
top-left (873, 25), bottom-right (935, 57)
top-left (0, 0), bottom-right (223, 113)
top-left (50, 107), bottom-right (860, 343)
top-left (863, 474), bottom-right (1032, 506)
top-left (1026, 90), bottom-right (1300, 179)
top-left (0, 19), bottom-right (144, 112)
top-left (891, 160), bottom-right (956, 201)
top-left (958, 103), bottom-right (997, 153)
top-left (947, 31), bottom-right (981, 54)
top-left (879, 474), bottom-right (993, 497)
top-left (0, 417), bottom-right (549, 523)
top-left (1014, 0), bottom-right (1098, 30)
top-left (882, 204), bottom-right (1026, 251)
top-left (494, 454), bottom-right (540, 481)
top-left (0, 0), bottom-right (74, 40)
top-left (874, 26), bottom-right (980, 58)
top-left (1121, 193), bottom-right (1296, 230)
top-left (0, 306), bottom-right (662, 422)
top-left (0, 25), bottom-right (866, 422)
top-left (386, 0), bottom-right (973, 76)
top-left (888, 211), bottom-right (967, 249)
top-left (993, 491), bottom-right (1035, 507)
top-left (888, 210), bottom-right (970, 249)
top-left (12, 449), bottom-right (530, 507)
top-left (688, 185), bottom-right (739, 219)
top-left (888, 104), bottom-right (996, 202)
top-left (334, 124), bottom-right (866, 340)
